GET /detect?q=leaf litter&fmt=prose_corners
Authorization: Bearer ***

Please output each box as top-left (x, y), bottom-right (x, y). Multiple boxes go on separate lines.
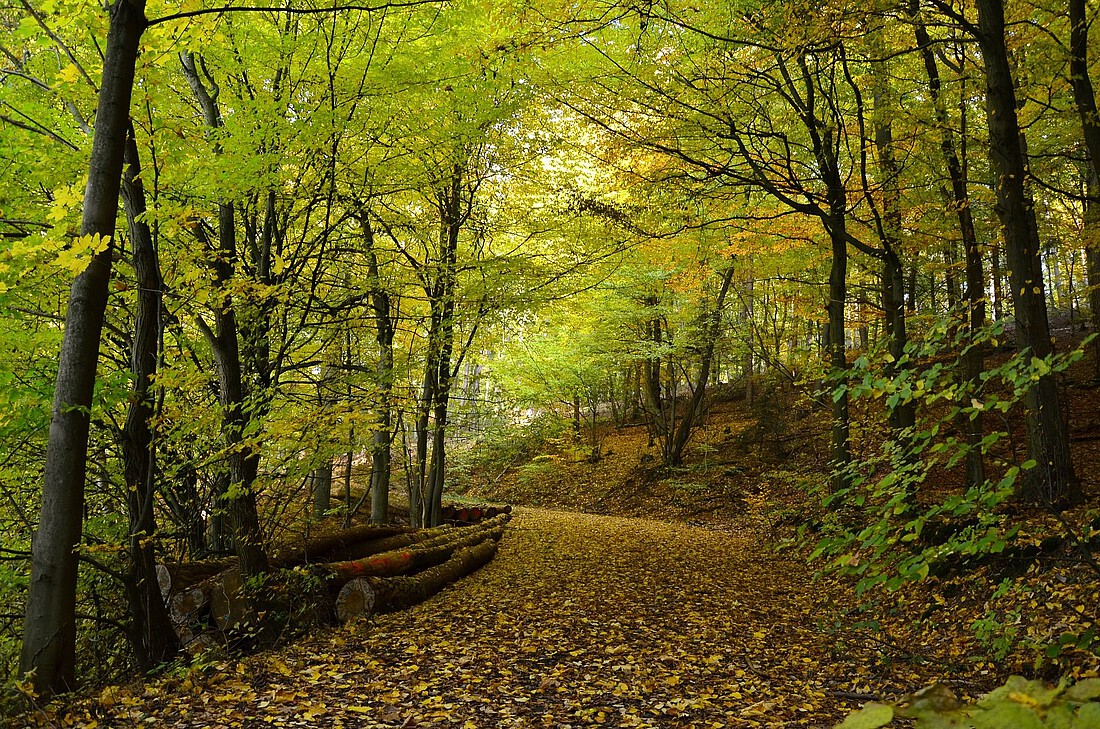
top-left (30, 508), bottom-right (959, 728)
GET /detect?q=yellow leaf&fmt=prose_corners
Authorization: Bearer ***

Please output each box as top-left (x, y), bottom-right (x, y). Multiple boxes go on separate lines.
top-left (57, 64), bottom-right (81, 84)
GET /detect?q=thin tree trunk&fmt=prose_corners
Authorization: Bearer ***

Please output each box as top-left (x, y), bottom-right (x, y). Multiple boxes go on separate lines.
top-left (1086, 173), bottom-right (1100, 378)
top-left (827, 221), bottom-right (851, 491)
top-left (423, 165), bottom-right (462, 527)
top-left (669, 267), bottom-right (735, 466)
top-left (21, 0), bottom-right (146, 696)
top-left (914, 7), bottom-right (985, 486)
top-left (362, 220), bottom-right (394, 525)
top-left (742, 277), bottom-right (754, 405)
top-left (181, 51), bottom-right (269, 574)
top-left (871, 55), bottom-right (916, 433)
top-left (119, 124), bottom-right (179, 669)
top-left (312, 461), bottom-right (333, 519)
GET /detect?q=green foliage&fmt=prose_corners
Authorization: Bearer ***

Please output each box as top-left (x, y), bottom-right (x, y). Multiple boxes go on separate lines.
top-left (805, 318), bottom-right (1090, 596)
top-left (836, 677), bottom-right (1100, 728)
top-left (515, 455), bottom-right (563, 489)
top-left (451, 414), bottom-right (572, 489)
top-left (971, 606), bottom-right (1023, 662)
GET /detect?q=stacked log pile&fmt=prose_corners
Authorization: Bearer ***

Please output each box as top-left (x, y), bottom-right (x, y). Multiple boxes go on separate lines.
top-left (385, 501), bottom-right (512, 526)
top-left (158, 506), bottom-right (512, 649)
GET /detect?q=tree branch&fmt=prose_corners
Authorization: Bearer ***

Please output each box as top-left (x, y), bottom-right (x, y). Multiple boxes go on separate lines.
top-left (148, 0), bottom-right (446, 27)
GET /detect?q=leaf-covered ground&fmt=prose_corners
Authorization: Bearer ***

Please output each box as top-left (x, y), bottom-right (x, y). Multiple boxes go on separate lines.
top-left (31, 508), bottom-right (955, 728)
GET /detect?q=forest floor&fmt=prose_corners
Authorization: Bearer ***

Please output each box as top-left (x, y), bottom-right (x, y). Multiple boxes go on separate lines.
top-left (24, 508), bottom-right (943, 728)
top-left (15, 352), bottom-right (1100, 728)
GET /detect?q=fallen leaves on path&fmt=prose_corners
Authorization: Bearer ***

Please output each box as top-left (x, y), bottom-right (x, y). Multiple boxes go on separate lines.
top-left (33, 510), bottom-right (948, 728)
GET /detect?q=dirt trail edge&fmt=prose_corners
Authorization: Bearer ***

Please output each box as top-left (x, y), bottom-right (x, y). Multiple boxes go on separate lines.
top-left (58, 509), bottom-right (938, 728)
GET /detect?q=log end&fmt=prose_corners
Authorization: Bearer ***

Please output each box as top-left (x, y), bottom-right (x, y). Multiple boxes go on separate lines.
top-left (335, 577), bottom-right (377, 623)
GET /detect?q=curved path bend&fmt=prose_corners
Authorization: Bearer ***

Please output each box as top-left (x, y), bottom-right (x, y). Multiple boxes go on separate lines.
top-left (66, 509), bottom-right (931, 728)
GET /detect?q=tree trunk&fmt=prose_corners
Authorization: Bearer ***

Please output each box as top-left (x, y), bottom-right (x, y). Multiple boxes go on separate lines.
top-left (913, 5), bottom-right (985, 486)
top-left (181, 51), bottom-right (269, 573)
top-left (312, 461), bottom-right (333, 520)
top-left (1068, 0), bottom-right (1100, 379)
top-left (742, 277), bottom-right (754, 405)
top-left (424, 166), bottom-right (462, 527)
top-left (826, 220), bottom-right (851, 491)
top-left (1069, 0), bottom-right (1100, 179)
top-left (119, 124), bottom-right (179, 670)
top-left (870, 51), bottom-right (916, 434)
top-left (367, 237), bottom-right (394, 525)
top-left (975, 0), bottom-right (1080, 506)
top-left (1086, 173), bottom-right (1100, 378)
top-left (669, 267), bottom-right (734, 466)
top-left (641, 297), bottom-right (668, 455)
top-left (20, 0), bottom-right (147, 696)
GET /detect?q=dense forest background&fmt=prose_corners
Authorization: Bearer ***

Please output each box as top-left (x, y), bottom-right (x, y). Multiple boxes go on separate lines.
top-left (2, 0), bottom-right (1100, 718)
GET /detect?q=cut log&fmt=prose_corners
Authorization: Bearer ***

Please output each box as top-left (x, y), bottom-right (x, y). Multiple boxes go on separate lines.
top-left (157, 563), bottom-right (171, 600)
top-left (169, 587), bottom-right (208, 628)
top-left (156, 557), bottom-right (236, 598)
top-left (210, 567), bottom-right (248, 632)
top-left (412, 513), bottom-right (507, 550)
top-left (273, 524), bottom-right (414, 566)
top-left (156, 526), bottom-right (415, 598)
top-left (468, 506), bottom-right (483, 522)
top-left (321, 517), bottom-right (507, 582)
top-left (319, 524), bottom-right (453, 563)
top-left (367, 537), bottom-right (499, 617)
top-left (335, 578), bottom-right (376, 623)
top-left (166, 512), bottom-right (513, 634)
top-left (334, 537), bottom-right (499, 623)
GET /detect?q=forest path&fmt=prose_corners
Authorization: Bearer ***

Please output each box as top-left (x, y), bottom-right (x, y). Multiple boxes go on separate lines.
top-left (89, 509), bottom-right (931, 728)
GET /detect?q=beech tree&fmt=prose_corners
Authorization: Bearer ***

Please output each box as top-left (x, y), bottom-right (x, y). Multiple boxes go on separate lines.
top-left (972, 0), bottom-right (1080, 506)
top-left (20, 0), bottom-right (146, 696)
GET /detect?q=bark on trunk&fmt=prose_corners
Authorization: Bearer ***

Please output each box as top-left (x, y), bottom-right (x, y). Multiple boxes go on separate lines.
top-left (871, 72), bottom-right (916, 433)
top-left (422, 166), bottom-right (462, 527)
top-left (119, 124), bottom-right (179, 669)
top-left (20, 0), bottom-right (147, 696)
top-left (1069, 0), bottom-right (1100, 178)
top-left (1068, 0), bottom-right (1100, 379)
top-left (350, 217), bottom-right (395, 526)
top-left (312, 461), bottom-right (333, 520)
top-left (913, 6), bottom-right (985, 486)
top-left (975, 0), bottom-right (1080, 506)
top-left (826, 222), bottom-right (851, 491)
top-left (181, 51), bottom-right (269, 573)
top-left (1086, 174), bottom-right (1100, 378)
